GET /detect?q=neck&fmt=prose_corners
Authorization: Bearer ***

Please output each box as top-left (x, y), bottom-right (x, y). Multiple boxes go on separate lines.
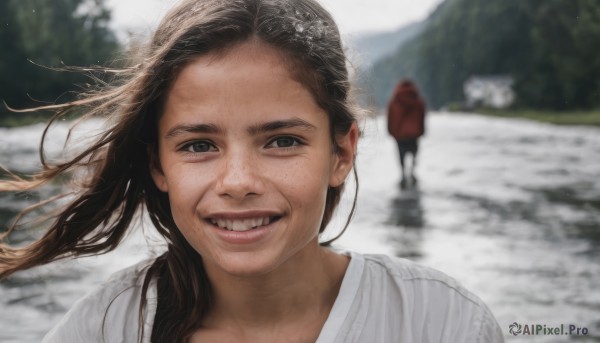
top-left (202, 244), bottom-right (349, 331)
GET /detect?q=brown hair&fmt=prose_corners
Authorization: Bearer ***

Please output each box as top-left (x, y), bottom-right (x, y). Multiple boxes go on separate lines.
top-left (0, 0), bottom-right (360, 341)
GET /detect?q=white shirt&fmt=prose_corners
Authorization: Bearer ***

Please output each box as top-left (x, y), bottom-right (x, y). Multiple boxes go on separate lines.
top-left (43, 252), bottom-right (504, 342)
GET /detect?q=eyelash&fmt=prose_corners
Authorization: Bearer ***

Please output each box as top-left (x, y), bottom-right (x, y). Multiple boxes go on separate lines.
top-left (180, 140), bottom-right (218, 153)
top-left (178, 136), bottom-right (305, 154)
top-left (265, 136), bottom-right (305, 150)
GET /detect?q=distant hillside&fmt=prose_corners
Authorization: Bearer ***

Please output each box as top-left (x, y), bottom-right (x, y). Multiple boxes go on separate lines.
top-left (347, 21), bottom-right (425, 68)
top-left (365, 0), bottom-right (600, 110)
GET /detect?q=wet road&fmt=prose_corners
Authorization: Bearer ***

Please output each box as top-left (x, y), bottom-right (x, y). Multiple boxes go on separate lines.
top-left (1, 112), bottom-right (599, 342)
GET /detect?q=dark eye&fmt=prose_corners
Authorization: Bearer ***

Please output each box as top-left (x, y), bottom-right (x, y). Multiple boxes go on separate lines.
top-left (183, 141), bottom-right (217, 153)
top-left (268, 136), bottom-right (300, 148)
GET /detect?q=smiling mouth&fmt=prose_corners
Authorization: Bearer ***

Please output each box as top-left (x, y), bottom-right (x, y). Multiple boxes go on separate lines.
top-left (207, 216), bottom-right (281, 232)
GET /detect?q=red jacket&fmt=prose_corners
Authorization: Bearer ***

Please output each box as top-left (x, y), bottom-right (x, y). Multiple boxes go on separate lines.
top-left (387, 81), bottom-right (426, 140)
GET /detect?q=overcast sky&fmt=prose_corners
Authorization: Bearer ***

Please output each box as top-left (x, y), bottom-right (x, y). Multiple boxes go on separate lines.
top-left (107, 0), bottom-right (445, 37)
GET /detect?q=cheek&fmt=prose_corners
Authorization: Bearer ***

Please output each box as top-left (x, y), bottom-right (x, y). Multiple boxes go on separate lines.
top-left (272, 155), bottom-right (331, 216)
top-left (165, 170), bottom-right (194, 202)
top-left (166, 182), bottom-right (212, 253)
top-left (162, 166), bottom-right (210, 223)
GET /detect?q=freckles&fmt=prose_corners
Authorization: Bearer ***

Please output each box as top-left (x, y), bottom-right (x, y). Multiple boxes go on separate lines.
top-left (169, 168), bottom-right (209, 194)
top-left (281, 171), bottom-right (292, 182)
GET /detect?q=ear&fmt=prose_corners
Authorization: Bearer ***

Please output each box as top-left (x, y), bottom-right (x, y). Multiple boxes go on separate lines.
top-left (149, 148), bottom-right (169, 192)
top-left (329, 122), bottom-right (359, 187)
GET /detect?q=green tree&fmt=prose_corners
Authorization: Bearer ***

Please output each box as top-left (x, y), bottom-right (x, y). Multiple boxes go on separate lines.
top-left (0, 0), bottom-right (119, 122)
top-left (518, 0), bottom-right (600, 109)
top-left (371, 0), bottom-right (541, 108)
top-left (368, 0), bottom-right (600, 111)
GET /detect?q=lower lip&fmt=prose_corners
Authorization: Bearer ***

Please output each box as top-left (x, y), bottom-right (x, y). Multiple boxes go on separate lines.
top-left (210, 219), bottom-right (279, 244)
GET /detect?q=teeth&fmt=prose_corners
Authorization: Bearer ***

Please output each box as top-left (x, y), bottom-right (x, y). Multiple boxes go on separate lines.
top-left (232, 220), bottom-right (245, 231)
top-left (210, 217), bottom-right (273, 231)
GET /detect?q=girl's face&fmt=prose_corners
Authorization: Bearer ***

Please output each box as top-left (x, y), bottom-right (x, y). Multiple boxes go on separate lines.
top-left (151, 41), bottom-right (357, 277)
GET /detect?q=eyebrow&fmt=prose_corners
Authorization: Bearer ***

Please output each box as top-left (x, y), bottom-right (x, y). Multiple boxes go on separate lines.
top-left (165, 123), bottom-right (224, 139)
top-left (247, 118), bottom-right (317, 135)
top-left (165, 118), bottom-right (317, 139)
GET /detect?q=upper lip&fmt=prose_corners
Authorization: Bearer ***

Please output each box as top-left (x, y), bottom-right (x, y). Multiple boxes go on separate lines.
top-left (204, 210), bottom-right (283, 220)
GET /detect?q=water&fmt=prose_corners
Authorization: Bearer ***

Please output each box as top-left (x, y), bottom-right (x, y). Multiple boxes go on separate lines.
top-left (1, 113), bottom-right (599, 342)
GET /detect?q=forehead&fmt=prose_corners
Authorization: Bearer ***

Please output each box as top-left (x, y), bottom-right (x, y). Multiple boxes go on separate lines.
top-left (158, 39), bottom-right (327, 133)
top-left (166, 40), bottom-right (304, 101)
top-left (167, 42), bottom-right (305, 104)
top-left (174, 39), bottom-right (293, 83)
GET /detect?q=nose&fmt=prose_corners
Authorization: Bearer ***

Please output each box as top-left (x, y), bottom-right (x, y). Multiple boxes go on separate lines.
top-left (215, 149), bottom-right (265, 200)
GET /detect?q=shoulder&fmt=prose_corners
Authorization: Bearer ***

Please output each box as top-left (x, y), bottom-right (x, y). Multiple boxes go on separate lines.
top-left (355, 253), bottom-right (504, 342)
top-left (360, 253), bottom-right (482, 306)
top-left (362, 254), bottom-right (468, 290)
top-left (42, 259), bottom-right (157, 343)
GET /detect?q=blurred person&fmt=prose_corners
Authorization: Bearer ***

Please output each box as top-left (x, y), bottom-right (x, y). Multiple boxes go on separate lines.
top-left (388, 79), bottom-right (426, 188)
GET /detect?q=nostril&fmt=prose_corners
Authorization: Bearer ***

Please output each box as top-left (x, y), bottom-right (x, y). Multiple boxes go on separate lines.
top-left (215, 175), bottom-right (266, 199)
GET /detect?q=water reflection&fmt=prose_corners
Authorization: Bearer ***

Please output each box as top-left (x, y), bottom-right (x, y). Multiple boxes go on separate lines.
top-left (385, 185), bottom-right (425, 258)
top-left (532, 183), bottom-right (600, 251)
top-left (387, 186), bottom-right (425, 228)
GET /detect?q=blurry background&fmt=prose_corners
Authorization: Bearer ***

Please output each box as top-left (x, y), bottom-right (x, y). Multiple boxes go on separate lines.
top-left (1, 0), bottom-right (599, 342)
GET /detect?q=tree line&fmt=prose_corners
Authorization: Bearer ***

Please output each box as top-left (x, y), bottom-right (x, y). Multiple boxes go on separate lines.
top-left (367, 0), bottom-right (600, 111)
top-left (0, 0), bottom-right (119, 124)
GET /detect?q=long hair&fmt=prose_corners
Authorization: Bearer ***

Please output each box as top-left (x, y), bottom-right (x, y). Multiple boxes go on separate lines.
top-left (0, 0), bottom-right (360, 341)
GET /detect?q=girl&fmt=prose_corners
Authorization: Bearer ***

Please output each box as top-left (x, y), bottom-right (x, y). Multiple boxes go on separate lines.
top-left (0, 0), bottom-right (504, 342)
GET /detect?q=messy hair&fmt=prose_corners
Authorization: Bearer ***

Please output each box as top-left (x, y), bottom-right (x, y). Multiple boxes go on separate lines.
top-left (0, 0), bottom-right (360, 341)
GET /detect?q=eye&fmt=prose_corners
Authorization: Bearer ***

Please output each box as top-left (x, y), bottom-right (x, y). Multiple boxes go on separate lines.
top-left (266, 136), bottom-right (302, 149)
top-left (181, 141), bottom-right (217, 153)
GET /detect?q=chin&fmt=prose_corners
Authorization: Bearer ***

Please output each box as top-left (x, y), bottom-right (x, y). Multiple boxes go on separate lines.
top-left (210, 250), bottom-right (286, 278)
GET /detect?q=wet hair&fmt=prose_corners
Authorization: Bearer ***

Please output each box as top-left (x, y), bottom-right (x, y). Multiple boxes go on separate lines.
top-left (0, 0), bottom-right (360, 341)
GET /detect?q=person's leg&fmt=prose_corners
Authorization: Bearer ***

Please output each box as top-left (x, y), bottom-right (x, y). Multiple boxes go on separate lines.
top-left (396, 140), bottom-right (407, 188)
top-left (410, 139), bottom-right (419, 184)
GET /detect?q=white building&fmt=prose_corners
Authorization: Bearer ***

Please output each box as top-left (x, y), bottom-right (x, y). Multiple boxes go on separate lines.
top-left (463, 75), bottom-right (515, 109)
